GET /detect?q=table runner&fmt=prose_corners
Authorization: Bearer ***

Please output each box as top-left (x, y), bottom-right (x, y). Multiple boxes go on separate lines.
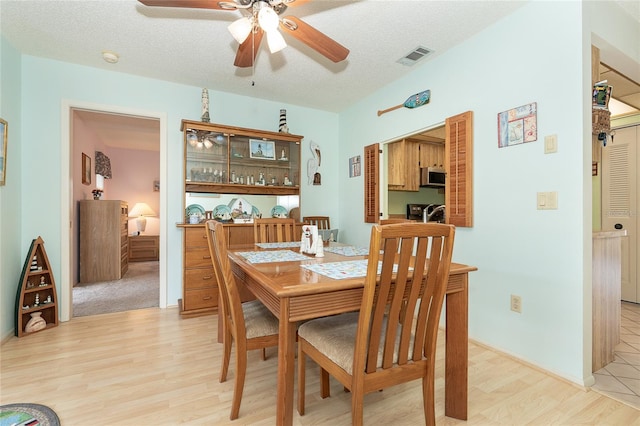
top-left (238, 250), bottom-right (308, 263)
top-left (301, 259), bottom-right (401, 280)
top-left (255, 242), bottom-right (301, 249)
top-left (323, 246), bottom-right (369, 257)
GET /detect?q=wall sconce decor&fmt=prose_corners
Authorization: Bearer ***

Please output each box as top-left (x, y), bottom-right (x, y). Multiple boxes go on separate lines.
top-left (129, 202), bottom-right (156, 234)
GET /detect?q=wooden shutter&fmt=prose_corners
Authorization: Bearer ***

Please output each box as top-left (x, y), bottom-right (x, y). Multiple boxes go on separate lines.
top-left (445, 111), bottom-right (473, 227)
top-left (364, 143), bottom-right (380, 223)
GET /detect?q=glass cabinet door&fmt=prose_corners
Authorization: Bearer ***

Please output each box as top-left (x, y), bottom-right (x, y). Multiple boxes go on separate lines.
top-left (185, 127), bottom-right (228, 184)
top-left (182, 120), bottom-right (301, 196)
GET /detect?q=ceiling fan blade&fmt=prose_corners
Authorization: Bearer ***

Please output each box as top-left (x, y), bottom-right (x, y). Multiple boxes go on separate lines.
top-left (278, 0), bottom-right (312, 7)
top-left (234, 29), bottom-right (265, 67)
top-left (137, 0), bottom-right (229, 10)
top-left (280, 16), bottom-right (349, 63)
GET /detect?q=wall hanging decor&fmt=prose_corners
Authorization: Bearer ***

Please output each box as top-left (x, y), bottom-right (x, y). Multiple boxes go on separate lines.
top-left (498, 102), bottom-right (537, 148)
top-left (349, 155), bottom-right (361, 177)
top-left (307, 140), bottom-right (321, 185)
top-left (0, 117), bottom-right (7, 186)
top-left (81, 153), bottom-right (91, 185)
top-left (377, 89), bottom-right (430, 116)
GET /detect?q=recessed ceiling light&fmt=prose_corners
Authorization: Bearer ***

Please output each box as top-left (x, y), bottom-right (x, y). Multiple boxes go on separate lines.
top-left (102, 50), bottom-right (119, 64)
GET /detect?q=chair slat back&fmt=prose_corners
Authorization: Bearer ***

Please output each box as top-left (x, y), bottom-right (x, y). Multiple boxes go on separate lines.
top-left (354, 223), bottom-right (455, 376)
top-left (206, 220), bottom-right (247, 340)
top-left (379, 218), bottom-right (415, 225)
top-left (253, 218), bottom-right (297, 243)
top-left (303, 216), bottom-right (331, 230)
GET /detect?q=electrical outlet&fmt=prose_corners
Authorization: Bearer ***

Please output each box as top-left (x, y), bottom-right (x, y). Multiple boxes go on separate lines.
top-left (510, 294), bottom-right (522, 313)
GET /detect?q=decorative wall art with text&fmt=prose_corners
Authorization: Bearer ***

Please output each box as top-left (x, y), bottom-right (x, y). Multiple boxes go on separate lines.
top-left (498, 102), bottom-right (537, 148)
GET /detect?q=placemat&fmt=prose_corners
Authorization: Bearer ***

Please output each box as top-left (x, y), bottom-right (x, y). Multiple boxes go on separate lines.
top-left (323, 246), bottom-right (369, 257)
top-left (301, 260), bottom-right (399, 280)
top-left (238, 250), bottom-right (309, 264)
top-left (255, 242), bottom-right (301, 249)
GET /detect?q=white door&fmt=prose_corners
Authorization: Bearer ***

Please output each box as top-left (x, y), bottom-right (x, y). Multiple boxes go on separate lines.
top-left (602, 125), bottom-right (638, 302)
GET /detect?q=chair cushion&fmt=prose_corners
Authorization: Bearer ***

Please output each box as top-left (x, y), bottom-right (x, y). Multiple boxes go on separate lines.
top-left (298, 312), bottom-right (416, 375)
top-left (242, 300), bottom-right (279, 339)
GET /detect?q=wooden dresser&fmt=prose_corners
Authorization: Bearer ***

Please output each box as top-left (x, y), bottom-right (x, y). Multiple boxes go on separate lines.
top-left (79, 200), bottom-right (128, 283)
top-left (181, 226), bottom-right (217, 316)
top-left (128, 235), bottom-right (159, 262)
top-left (178, 222), bottom-right (304, 316)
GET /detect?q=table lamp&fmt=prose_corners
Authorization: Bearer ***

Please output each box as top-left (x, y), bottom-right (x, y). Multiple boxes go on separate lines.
top-left (129, 202), bottom-right (156, 234)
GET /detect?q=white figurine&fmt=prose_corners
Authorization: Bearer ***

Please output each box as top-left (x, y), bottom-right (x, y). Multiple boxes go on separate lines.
top-left (300, 225), bottom-right (319, 255)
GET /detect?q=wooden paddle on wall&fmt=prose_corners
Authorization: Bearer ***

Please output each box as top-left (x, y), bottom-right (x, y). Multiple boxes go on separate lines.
top-left (377, 90), bottom-right (431, 116)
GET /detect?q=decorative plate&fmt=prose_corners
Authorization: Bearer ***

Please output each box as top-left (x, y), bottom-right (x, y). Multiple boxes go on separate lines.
top-left (185, 204), bottom-right (205, 217)
top-left (270, 205), bottom-right (288, 218)
top-left (213, 204), bottom-right (232, 220)
top-left (251, 206), bottom-right (261, 218)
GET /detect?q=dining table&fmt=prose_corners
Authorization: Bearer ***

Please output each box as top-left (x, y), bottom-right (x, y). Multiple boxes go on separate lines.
top-left (226, 241), bottom-right (477, 426)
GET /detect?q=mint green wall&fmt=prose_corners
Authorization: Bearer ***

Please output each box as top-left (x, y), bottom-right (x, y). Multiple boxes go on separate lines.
top-left (337, 1), bottom-right (639, 386)
top-left (15, 56), bottom-right (339, 332)
top-left (0, 36), bottom-right (23, 339)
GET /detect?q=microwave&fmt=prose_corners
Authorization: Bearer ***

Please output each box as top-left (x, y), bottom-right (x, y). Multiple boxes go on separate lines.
top-left (420, 167), bottom-right (446, 187)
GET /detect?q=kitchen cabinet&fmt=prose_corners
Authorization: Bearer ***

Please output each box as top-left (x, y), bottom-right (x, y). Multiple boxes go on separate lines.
top-left (418, 142), bottom-right (445, 169)
top-left (79, 200), bottom-right (129, 283)
top-left (388, 139), bottom-right (420, 191)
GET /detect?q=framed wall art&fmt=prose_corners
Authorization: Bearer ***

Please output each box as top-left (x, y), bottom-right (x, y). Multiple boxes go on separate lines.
top-left (498, 102), bottom-right (537, 148)
top-left (349, 155), bottom-right (361, 177)
top-left (0, 118), bottom-right (7, 186)
top-left (82, 153), bottom-right (91, 185)
top-left (249, 139), bottom-right (275, 160)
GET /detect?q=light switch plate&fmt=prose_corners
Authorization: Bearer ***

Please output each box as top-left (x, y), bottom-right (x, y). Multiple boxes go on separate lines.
top-left (537, 191), bottom-right (558, 209)
top-left (544, 134), bottom-right (558, 154)
top-left (537, 192), bottom-right (546, 209)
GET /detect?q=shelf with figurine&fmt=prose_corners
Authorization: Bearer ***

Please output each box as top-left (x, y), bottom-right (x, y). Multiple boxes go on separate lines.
top-left (15, 236), bottom-right (59, 337)
top-left (182, 119), bottom-right (301, 196)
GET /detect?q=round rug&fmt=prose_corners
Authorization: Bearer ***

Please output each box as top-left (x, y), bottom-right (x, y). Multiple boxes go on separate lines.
top-left (0, 403), bottom-right (60, 426)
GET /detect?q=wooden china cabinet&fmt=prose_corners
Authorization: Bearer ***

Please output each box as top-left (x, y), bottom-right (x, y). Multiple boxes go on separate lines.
top-left (178, 120), bottom-right (303, 317)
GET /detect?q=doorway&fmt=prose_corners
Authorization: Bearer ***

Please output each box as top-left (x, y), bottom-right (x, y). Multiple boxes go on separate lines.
top-left (601, 124), bottom-right (639, 302)
top-left (59, 101), bottom-right (168, 322)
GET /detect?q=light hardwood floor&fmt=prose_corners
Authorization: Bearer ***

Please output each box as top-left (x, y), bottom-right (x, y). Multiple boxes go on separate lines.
top-left (2, 308), bottom-right (639, 425)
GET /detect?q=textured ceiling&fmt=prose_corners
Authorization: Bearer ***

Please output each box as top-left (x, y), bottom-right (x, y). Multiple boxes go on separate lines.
top-left (1, 0), bottom-right (529, 112)
top-left (2, 0), bottom-right (638, 150)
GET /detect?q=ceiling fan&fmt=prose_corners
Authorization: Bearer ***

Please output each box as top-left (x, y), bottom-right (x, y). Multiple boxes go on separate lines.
top-left (138, 0), bottom-right (350, 68)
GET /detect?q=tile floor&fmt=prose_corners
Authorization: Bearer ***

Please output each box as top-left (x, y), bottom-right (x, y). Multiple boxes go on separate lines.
top-left (592, 301), bottom-right (640, 409)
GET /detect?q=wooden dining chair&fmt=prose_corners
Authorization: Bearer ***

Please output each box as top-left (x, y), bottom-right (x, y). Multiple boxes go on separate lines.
top-left (206, 220), bottom-right (280, 420)
top-left (253, 217), bottom-right (297, 243)
top-left (303, 216), bottom-right (331, 230)
top-left (297, 222), bottom-right (456, 425)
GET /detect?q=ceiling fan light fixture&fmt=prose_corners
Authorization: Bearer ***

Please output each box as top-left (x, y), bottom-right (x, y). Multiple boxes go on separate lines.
top-left (228, 16), bottom-right (253, 44)
top-left (266, 30), bottom-right (287, 53)
top-left (257, 6), bottom-right (279, 32)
